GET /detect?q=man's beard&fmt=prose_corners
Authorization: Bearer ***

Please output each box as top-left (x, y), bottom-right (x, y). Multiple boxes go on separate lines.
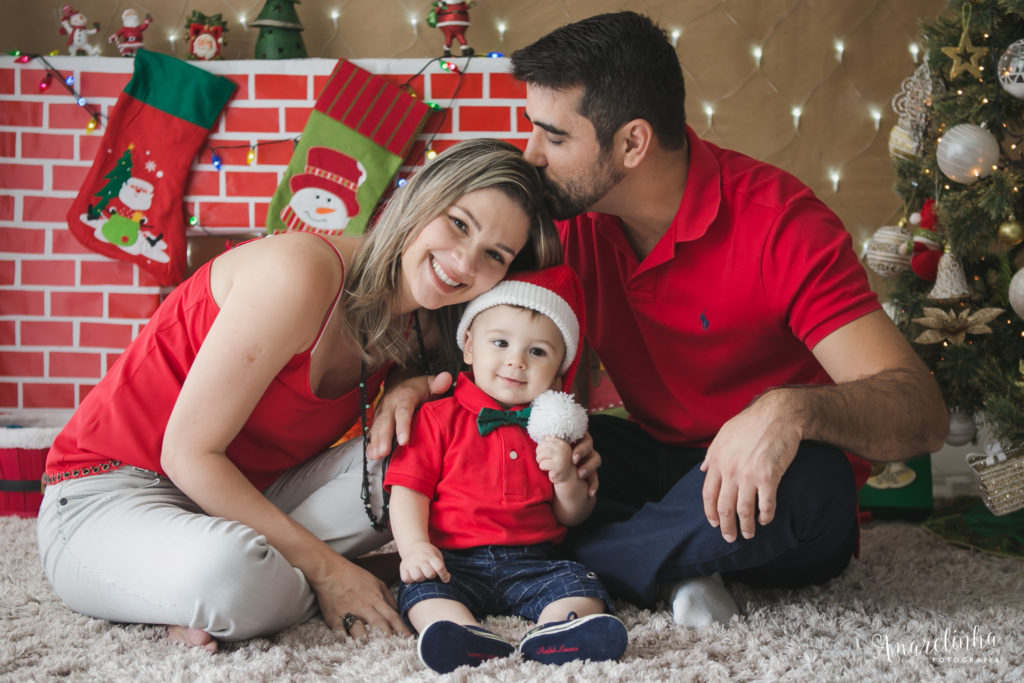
top-left (541, 158), bottom-right (625, 220)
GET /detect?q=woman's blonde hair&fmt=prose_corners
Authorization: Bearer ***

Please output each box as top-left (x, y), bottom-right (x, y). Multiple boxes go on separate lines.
top-left (343, 138), bottom-right (562, 374)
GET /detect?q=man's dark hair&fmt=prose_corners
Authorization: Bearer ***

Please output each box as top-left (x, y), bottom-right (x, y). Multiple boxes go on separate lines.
top-left (511, 11), bottom-right (687, 151)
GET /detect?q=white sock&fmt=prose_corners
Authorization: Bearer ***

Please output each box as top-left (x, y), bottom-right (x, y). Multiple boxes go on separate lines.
top-left (670, 573), bottom-right (739, 628)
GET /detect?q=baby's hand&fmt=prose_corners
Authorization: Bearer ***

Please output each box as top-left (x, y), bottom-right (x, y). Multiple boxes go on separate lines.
top-left (399, 541), bottom-right (450, 584)
top-left (536, 436), bottom-right (574, 484)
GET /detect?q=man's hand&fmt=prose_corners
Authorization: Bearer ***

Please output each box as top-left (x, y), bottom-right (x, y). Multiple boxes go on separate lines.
top-left (398, 541), bottom-right (451, 584)
top-left (367, 372), bottom-right (452, 459)
top-left (570, 431), bottom-right (601, 497)
top-left (700, 389), bottom-right (801, 543)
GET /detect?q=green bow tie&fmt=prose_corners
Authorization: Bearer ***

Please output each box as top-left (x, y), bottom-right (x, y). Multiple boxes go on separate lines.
top-left (477, 406), bottom-right (532, 435)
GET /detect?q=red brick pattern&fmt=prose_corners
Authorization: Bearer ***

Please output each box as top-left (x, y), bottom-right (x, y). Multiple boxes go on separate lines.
top-left (1, 55), bottom-right (523, 411)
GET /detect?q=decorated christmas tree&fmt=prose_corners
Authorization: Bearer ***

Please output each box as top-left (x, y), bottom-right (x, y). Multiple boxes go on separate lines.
top-left (874, 1), bottom-right (1024, 467)
top-left (251, 0), bottom-right (308, 59)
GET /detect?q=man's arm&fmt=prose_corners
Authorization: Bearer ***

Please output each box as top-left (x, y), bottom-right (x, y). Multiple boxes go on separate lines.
top-left (701, 310), bottom-right (948, 543)
top-left (790, 309), bottom-right (948, 459)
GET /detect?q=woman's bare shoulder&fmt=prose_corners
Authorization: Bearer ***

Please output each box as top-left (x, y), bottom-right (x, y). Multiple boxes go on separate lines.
top-left (210, 232), bottom-right (359, 301)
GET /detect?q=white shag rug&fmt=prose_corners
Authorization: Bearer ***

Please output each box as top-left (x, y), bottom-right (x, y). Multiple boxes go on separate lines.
top-left (2, 515), bottom-right (1022, 682)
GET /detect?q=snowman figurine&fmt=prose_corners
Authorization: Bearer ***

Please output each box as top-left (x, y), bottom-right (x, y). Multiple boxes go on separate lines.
top-left (280, 147), bottom-right (365, 235)
top-left (59, 5), bottom-right (101, 56)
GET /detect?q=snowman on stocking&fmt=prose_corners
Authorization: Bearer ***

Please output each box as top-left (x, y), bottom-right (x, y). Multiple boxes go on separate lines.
top-left (279, 147), bottom-right (366, 234)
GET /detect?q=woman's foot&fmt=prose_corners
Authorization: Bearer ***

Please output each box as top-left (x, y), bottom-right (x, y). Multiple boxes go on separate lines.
top-left (167, 625), bottom-right (219, 653)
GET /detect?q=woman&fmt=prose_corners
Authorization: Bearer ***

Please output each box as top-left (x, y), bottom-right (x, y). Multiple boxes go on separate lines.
top-left (37, 139), bottom-right (561, 652)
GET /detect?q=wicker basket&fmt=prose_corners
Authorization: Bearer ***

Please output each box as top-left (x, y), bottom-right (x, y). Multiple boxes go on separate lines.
top-left (966, 445), bottom-right (1024, 516)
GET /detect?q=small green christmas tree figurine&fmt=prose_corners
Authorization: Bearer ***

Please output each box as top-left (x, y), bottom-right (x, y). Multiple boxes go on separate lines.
top-left (251, 0), bottom-right (308, 59)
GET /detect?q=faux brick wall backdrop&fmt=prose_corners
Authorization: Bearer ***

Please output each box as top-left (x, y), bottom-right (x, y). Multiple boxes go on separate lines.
top-left (0, 56), bottom-right (524, 416)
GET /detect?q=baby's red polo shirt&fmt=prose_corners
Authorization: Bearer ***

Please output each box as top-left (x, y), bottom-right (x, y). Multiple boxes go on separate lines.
top-left (385, 373), bottom-right (566, 549)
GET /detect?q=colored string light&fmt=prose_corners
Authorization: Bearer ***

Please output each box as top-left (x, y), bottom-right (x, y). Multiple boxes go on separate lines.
top-left (10, 53), bottom-right (105, 132)
top-left (206, 137), bottom-right (299, 171)
top-left (398, 56), bottom-right (474, 166)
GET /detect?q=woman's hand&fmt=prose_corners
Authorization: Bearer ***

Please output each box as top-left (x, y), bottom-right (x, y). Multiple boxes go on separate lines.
top-left (310, 554), bottom-right (412, 638)
top-left (367, 372), bottom-right (453, 459)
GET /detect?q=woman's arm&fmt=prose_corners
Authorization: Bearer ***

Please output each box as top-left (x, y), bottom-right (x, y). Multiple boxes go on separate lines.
top-left (161, 233), bottom-right (409, 636)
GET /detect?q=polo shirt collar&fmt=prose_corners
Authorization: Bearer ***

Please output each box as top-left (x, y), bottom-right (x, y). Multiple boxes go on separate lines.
top-left (453, 371), bottom-right (529, 414)
top-left (591, 126), bottom-right (721, 271)
top-left (671, 125), bottom-right (721, 245)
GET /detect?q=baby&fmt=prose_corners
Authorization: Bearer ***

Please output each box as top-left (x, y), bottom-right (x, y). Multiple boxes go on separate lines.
top-left (385, 265), bottom-right (627, 674)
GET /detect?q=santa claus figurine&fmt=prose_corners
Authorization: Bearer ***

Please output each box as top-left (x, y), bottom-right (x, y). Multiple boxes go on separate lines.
top-left (59, 5), bottom-right (101, 56)
top-left (433, 1), bottom-right (474, 57)
top-left (108, 9), bottom-right (153, 57)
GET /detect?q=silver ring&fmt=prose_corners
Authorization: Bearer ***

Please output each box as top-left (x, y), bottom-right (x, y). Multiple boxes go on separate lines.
top-left (342, 612), bottom-right (362, 634)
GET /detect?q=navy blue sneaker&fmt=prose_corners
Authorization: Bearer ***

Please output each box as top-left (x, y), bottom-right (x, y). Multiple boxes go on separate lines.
top-left (417, 621), bottom-right (515, 674)
top-left (519, 613), bottom-right (628, 665)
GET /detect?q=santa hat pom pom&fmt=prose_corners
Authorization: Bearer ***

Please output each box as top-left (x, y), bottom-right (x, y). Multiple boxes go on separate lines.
top-left (527, 390), bottom-right (589, 444)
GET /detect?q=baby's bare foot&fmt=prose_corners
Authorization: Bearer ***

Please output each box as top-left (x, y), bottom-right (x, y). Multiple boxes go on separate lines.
top-left (167, 625), bottom-right (218, 653)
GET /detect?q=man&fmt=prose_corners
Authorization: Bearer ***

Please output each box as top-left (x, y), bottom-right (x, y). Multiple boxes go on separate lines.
top-left (374, 11), bottom-right (947, 628)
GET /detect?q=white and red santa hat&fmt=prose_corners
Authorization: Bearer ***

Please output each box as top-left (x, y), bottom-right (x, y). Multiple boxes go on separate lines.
top-left (61, 5), bottom-right (78, 22)
top-left (457, 264), bottom-right (585, 390)
top-left (288, 146), bottom-right (365, 216)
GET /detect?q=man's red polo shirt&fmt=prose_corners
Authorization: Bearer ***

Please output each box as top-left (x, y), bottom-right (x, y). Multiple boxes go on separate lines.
top-left (385, 373), bottom-right (565, 549)
top-left (559, 126), bottom-right (879, 485)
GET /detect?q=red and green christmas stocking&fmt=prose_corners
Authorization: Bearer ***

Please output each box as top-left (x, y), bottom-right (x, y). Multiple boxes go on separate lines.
top-left (266, 59), bottom-right (429, 237)
top-left (67, 48), bottom-right (235, 285)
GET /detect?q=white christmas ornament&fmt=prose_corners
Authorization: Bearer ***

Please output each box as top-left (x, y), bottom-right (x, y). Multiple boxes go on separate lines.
top-left (1009, 267), bottom-right (1024, 319)
top-left (928, 251), bottom-right (972, 300)
top-left (998, 39), bottom-right (1024, 99)
top-left (865, 224), bottom-right (912, 277)
top-left (888, 124), bottom-right (920, 158)
top-left (946, 409), bottom-right (977, 446)
top-left (890, 57), bottom-right (943, 157)
top-left (936, 123), bottom-right (1000, 184)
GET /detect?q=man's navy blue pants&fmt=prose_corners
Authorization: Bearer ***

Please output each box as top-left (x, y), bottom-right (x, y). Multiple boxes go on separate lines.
top-left (562, 414), bottom-right (860, 607)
